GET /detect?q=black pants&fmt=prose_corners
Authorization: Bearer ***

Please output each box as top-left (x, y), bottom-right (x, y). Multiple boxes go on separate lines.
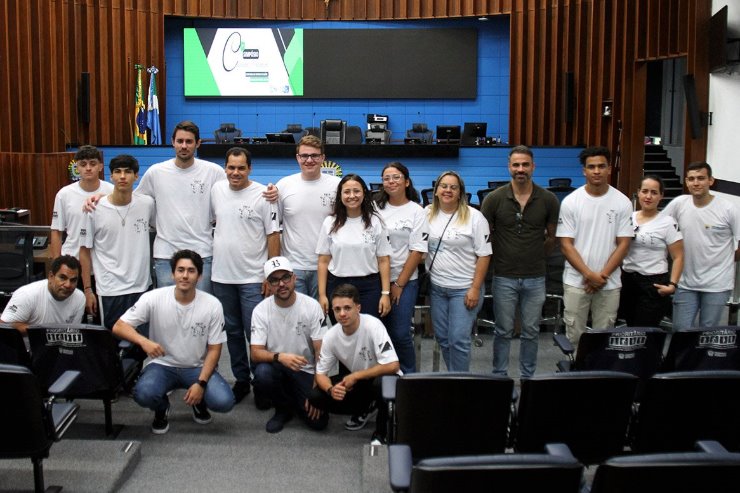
top-left (619, 270), bottom-right (670, 327)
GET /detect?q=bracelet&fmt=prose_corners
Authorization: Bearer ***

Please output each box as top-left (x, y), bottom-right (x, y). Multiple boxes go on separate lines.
top-left (84, 287), bottom-right (93, 293)
top-left (381, 290), bottom-right (390, 296)
top-left (393, 281), bottom-right (405, 289)
top-left (668, 281), bottom-right (678, 288)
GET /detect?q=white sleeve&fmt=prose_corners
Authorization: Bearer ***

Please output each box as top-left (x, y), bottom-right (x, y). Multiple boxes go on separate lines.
top-left (616, 200), bottom-right (635, 237)
top-left (250, 304), bottom-right (268, 346)
top-left (556, 197), bottom-right (577, 238)
top-left (731, 205), bottom-right (740, 244)
top-left (51, 192), bottom-right (65, 231)
top-left (472, 210), bottom-right (492, 257)
top-left (206, 301), bottom-right (226, 345)
top-left (315, 217), bottom-right (332, 255)
top-left (376, 222), bottom-right (392, 257)
top-left (409, 207), bottom-right (429, 253)
top-left (0, 287), bottom-right (33, 323)
top-left (120, 292), bottom-right (152, 328)
top-left (136, 170), bottom-right (154, 199)
top-left (309, 303), bottom-right (327, 341)
top-left (664, 217), bottom-right (683, 245)
top-left (316, 332), bottom-right (337, 375)
top-left (371, 322), bottom-right (399, 366)
top-left (79, 212), bottom-right (94, 249)
top-left (262, 199), bottom-right (281, 235)
top-left (661, 197), bottom-right (678, 221)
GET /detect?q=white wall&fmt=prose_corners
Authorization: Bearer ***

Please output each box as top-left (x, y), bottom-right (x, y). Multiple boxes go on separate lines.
top-left (707, 1), bottom-right (740, 184)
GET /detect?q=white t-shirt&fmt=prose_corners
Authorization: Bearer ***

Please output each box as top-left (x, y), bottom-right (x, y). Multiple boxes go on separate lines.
top-left (210, 180), bottom-right (280, 284)
top-left (316, 214), bottom-right (392, 277)
top-left (662, 194), bottom-right (740, 291)
top-left (1, 279), bottom-right (84, 326)
top-left (136, 158), bottom-right (225, 259)
top-left (316, 313), bottom-right (400, 375)
top-left (276, 173), bottom-right (340, 270)
top-left (622, 212), bottom-right (682, 275)
top-left (120, 286), bottom-right (226, 368)
top-left (556, 186), bottom-right (634, 290)
top-left (51, 181), bottom-right (114, 257)
top-left (424, 206), bottom-right (492, 289)
top-left (250, 292), bottom-right (326, 374)
top-left (80, 195), bottom-right (155, 296)
top-left (376, 201), bottom-right (429, 282)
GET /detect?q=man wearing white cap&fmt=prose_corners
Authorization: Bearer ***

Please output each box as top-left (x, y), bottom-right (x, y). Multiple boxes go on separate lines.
top-left (250, 256), bottom-right (329, 433)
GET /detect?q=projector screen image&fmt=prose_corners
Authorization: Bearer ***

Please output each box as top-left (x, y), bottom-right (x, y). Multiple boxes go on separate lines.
top-left (184, 28), bottom-right (304, 96)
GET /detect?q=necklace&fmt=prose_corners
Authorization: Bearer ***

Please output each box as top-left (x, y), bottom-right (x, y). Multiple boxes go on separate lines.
top-left (113, 203), bottom-right (132, 226)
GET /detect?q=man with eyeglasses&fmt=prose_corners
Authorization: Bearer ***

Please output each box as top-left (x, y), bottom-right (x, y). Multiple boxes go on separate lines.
top-left (210, 147), bottom-right (280, 404)
top-left (263, 135), bottom-right (340, 299)
top-left (480, 145), bottom-right (560, 377)
top-left (556, 146), bottom-right (633, 344)
top-left (250, 256), bottom-right (328, 433)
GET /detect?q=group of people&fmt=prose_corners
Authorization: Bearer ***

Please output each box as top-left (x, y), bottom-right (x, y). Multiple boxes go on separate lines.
top-left (2, 120), bottom-right (738, 444)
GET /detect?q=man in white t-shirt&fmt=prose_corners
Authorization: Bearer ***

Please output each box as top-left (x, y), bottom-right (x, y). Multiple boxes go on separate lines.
top-left (250, 256), bottom-right (328, 433)
top-left (1, 255), bottom-right (85, 334)
top-left (79, 154), bottom-right (155, 331)
top-left (556, 146), bottom-right (634, 343)
top-left (662, 162), bottom-right (740, 329)
top-left (211, 147), bottom-right (280, 403)
top-left (263, 135), bottom-right (340, 298)
top-left (113, 250), bottom-right (234, 434)
top-left (309, 284), bottom-right (400, 444)
top-left (50, 145), bottom-right (113, 260)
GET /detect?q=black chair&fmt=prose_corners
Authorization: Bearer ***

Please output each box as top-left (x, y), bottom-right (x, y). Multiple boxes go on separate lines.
top-left (549, 178), bottom-right (572, 187)
top-left (0, 363), bottom-right (80, 493)
top-left (591, 440), bottom-right (740, 493)
top-left (388, 442), bottom-right (583, 493)
top-left (661, 326), bottom-right (740, 372)
top-left (345, 125), bottom-right (363, 144)
top-left (382, 373), bottom-right (514, 461)
top-left (0, 225), bottom-right (38, 311)
top-left (320, 119), bottom-right (346, 144)
top-left (26, 324), bottom-right (140, 437)
top-left (213, 123), bottom-right (242, 143)
top-left (513, 371), bottom-right (638, 464)
top-left (282, 123), bottom-right (307, 143)
top-left (488, 180), bottom-right (510, 189)
top-left (630, 370), bottom-right (740, 453)
top-left (420, 188), bottom-right (434, 207)
top-left (405, 123), bottom-right (434, 144)
top-left (0, 323), bottom-right (31, 367)
top-left (304, 126), bottom-right (320, 137)
top-left (476, 187), bottom-right (496, 206)
top-left (547, 185), bottom-right (576, 202)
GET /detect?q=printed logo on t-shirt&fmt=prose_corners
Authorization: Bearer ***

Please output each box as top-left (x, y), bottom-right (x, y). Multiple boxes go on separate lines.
top-left (79, 228), bottom-right (87, 237)
top-left (362, 231), bottom-right (376, 244)
top-left (606, 210), bottom-right (617, 224)
top-left (190, 179), bottom-right (207, 194)
top-left (6, 303), bottom-right (17, 313)
top-left (134, 218), bottom-right (149, 233)
top-left (52, 211), bottom-right (59, 218)
top-left (378, 341), bottom-right (393, 353)
top-left (393, 219), bottom-right (413, 231)
top-left (191, 322), bottom-right (207, 337)
top-left (421, 232), bottom-right (429, 242)
top-left (295, 321), bottom-right (308, 336)
top-left (320, 192), bottom-right (335, 208)
top-left (238, 204), bottom-right (255, 220)
top-left (358, 346), bottom-right (374, 362)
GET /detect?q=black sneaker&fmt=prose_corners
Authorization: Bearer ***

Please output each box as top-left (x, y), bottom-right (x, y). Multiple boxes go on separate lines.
top-left (265, 410), bottom-right (293, 434)
top-left (232, 381), bottom-right (251, 404)
top-left (152, 404), bottom-right (170, 434)
top-left (192, 401), bottom-right (212, 424)
top-left (345, 402), bottom-right (378, 431)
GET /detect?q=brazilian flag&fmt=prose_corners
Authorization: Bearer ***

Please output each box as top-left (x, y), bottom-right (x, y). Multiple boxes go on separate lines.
top-left (133, 64), bottom-right (147, 145)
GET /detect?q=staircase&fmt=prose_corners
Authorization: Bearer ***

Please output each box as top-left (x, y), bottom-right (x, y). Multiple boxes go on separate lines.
top-left (643, 144), bottom-right (683, 209)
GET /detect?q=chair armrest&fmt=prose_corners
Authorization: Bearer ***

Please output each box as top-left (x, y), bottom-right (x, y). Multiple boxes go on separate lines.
top-left (553, 332), bottom-right (574, 356)
top-left (695, 440), bottom-right (729, 454)
top-left (48, 370), bottom-right (81, 396)
top-left (545, 442), bottom-right (576, 460)
top-left (388, 444), bottom-right (413, 492)
top-left (118, 339), bottom-right (133, 350)
top-left (382, 374), bottom-right (399, 401)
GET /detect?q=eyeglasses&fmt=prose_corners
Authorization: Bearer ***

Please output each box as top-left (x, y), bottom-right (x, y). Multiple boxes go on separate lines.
top-left (297, 153), bottom-right (323, 161)
top-left (438, 183), bottom-right (460, 191)
top-left (382, 174), bottom-right (403, 182)
top-left (267, 273), bottom-right (293, 286)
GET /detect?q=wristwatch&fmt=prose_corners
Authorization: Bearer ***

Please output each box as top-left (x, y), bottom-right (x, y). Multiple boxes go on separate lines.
top-left (197, 379), bottom-right (208, 389)
top-left (273, 352), bottom-right (280, 363)
top-left (668, 281), bottom-right (678, 288)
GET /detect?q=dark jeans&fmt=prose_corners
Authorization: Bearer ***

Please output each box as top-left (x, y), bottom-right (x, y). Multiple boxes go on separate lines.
top-left (619, 270), bottom-right (670, 327)
top-left (102, 292), bottom-right (149, 362)
top-left (253, 362), bottom-right (328, 430)
top-left (382, 278), bottom-right (418, 374)
top-left (327, 273), bottom-right (382, 325)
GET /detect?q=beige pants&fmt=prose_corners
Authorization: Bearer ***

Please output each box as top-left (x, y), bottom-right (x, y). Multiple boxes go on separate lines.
top-left (562, 284), bottom-right (621, 344)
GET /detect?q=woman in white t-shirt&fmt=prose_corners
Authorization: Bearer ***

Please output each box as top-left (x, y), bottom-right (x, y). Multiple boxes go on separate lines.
top-left (619, 175), bottom-right (683, 327)
top-left (425, 171), bottom-right (491, 372)
top-left (374, 162), bottom-right (428, 374)
top-left (317, 174), bottom-right (392, 322)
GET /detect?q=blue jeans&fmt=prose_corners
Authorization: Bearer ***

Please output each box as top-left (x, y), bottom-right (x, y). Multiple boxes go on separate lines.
top-left (294, 269), bottom-right (318, 299)
top-left (133, 362), bottom-right (235, 413)
top-left (154, 256), bottom-right (213, 294)
top-left (672, 288), bottom-right (731, 330)
top-left (430, 283), bottom-right (485, 372)
top-left (382, 279), bottom-right (418, 374)
top-left (100, 291), bottom-right (148, 335)
top-left (492, 276), bottom-right (546, 377)
top-left (212, 282), bottom-right (263, 384)
top-left (253, 362), bottom-right (328, 430)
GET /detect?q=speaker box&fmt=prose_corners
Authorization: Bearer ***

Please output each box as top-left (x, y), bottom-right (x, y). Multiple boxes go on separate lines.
top-left (564, 72), bottom-right (575, 124)
top-left (79, 72), bottom-right (90, 124)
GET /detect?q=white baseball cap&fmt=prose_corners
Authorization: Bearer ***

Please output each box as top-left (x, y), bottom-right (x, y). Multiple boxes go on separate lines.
top-left (264, 256), bottom-right (294, 279)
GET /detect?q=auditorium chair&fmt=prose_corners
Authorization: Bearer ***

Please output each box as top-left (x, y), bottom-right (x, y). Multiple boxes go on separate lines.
top-left (381, 373), bottom-right (514, 460)
top-left (549, 178), bottom-right (572, 187)
top-left (512, 371), bottom-right (638, 464)
top-left (630, 370), bottom-right (740, 453)
top-left (213, 123), bottom-right (242, 143)
top-left (26, 324), bottom-right (140, 437)
top-left (345, 125), bottom-right (363, 144)
top-left (0, 323), bottom-right (31, 367)
top-left (476, 187), bottom-right (496, 206)
top-left (281, 123), bottom-right (307, 143)
top-left (488, 180), bottom-right (510, 189)
top-left (388, 442), bottom-right (583, 493)
top-left (405, 123), bottom-right (434, 144)
top-left (0, 363), bottom-right (80, 493)
top-left (660, 326), bottom-right (740, 372)
top-left (590, 440), bottom-right (740, 493)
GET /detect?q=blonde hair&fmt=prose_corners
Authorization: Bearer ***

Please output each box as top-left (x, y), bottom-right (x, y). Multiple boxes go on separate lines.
top-left (428, 170), bottom-right (469, 224)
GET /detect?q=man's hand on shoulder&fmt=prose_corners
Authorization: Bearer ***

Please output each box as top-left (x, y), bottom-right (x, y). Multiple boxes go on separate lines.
top-left (262, 183), bottom-right (279, 203)
top-left (82, 193), bottom-right (104, 212)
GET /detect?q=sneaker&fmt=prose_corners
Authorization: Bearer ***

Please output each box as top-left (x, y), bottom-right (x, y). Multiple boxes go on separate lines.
top-left (370, 431), bottom-right (387, 446)
top-left (265, 410), bottom-right (293, 434)
top-left (192, 401), bottom-right (212, 425)
top-left (232, 381), bottom-right (251, 404)
top-left (254, 393), bottom-right (273, 411)
top-left (151, 404), bottom-right (170, 434)
top-left (345, 402), bottom-right (378, 431)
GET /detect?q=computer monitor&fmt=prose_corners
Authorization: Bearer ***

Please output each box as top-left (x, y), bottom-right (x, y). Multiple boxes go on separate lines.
top-left (265, 132), bottom-right (296, 144)
top-left (436, 125), bottom-right (461, 144)
top-left (461, 122), bottom-right (488, 145)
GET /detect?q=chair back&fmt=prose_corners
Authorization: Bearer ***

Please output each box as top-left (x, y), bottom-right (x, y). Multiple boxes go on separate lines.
top-left (662, 326), bottom-right (740, 372)
top-left (574, 327), bottom-right (666, 379)
top-left (631, 370), bottom-right (740, 453)
top-left (214, 123), bottom-right (242, 143)
top-left (27, 324), bottom-right (124, 397)
top-left (476, 187), bottom-right (496, 206)
top-left (0, 323), bottom-right (31, 367)
top-left (515, 371), bottom-right (638, 464)
top-left (549, 178), bottom-right (572, 187)
top-left (0, 363), bottom-right (50, 458)
top-left (488, 180), bottom-right (510, 189)
top-left (345, 125), bottom-right (363, 144)
top-left (394, 373), bottom-right (514, 461)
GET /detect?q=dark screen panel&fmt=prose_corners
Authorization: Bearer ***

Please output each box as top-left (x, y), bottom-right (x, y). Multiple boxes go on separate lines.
top-left (304, 29), bottom-right (477, 99)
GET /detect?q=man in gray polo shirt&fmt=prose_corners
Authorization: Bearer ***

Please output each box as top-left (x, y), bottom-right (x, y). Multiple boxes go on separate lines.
top-left (480, 145), bottom-right (560, 377)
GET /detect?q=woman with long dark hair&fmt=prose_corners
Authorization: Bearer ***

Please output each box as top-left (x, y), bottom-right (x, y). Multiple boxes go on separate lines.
top-left (374, 162), bottom-right (427, 374)
top-left (316, 174), bottom-right (392, 320)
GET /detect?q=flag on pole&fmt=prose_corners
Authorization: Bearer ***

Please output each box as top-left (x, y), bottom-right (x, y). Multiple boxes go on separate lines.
top-left (147, 66), bottom-right (162, 145)
top-left (133, 64), bottom-right (147, 145)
